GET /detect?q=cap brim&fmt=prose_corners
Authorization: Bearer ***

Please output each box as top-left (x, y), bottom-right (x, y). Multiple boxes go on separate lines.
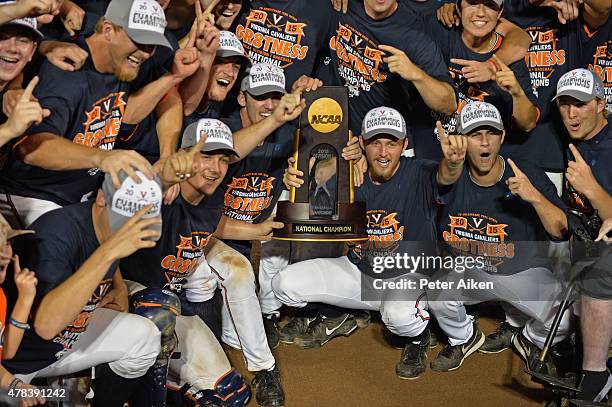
top-left (126, 28), bottom-right (172, 49)
top-left (202, 142), bottom-right (240, 158)
top-left (362, 127), bottom-right (406, 140)
top-left (3, 22), bottom-right (43, 41)
top-left (459, 120), bottom-right (504, 134)
top-left (246, 85), bottom-right (286, 96)
top-left (217, 49), bottom-right (249, 59)
top-left (551, 89), bottom-right (595, 103)
top-left (7, 229), bottom-right (34, 240)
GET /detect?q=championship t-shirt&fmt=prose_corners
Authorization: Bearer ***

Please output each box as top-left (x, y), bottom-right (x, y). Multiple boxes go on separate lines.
top-left (4, 201), bottom-right (117, 374)
top-left (219, 111), bottom-right (294, 255)
top-left (438, 159), bottom-right (567, 275)
top-left (0, 37), bottom-right (130, 206)
top-left (413, 23), bottom-right (536, 161)
top-left (574, 11), bottom-right (612, 115)
top-left (321, 1), bottom-right (452, 135)
top-left (120, 190), bottom-right (224, 303)
top-left (235, 0), bottom-right (334, 89)
top-left (348, 157), bottom-right (439, 277)
top-left (502, 0), bottom-right (579, 171)
top-left (564, 119), bottom-right (612, 216)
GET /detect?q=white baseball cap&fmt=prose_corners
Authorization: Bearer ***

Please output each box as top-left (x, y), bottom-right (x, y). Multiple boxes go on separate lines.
top-left (0, 2), bottom-right (43, 40)
top-left (182, 119), bottom-right (240, 157)
top-left (105, 0), bottom-right (171, 49)
top-left (102, 171), bottom-right (163, 240)
top-left (240, 63), bottom-right (286, 96)
top-left (217, 31), bottom-right (248, 60)
top-left (552, 68), bottom-right (606, 102)
top-left (362, 107), bottom-right (407, 140)
top-left (458, 101), bottom-right (504, 134)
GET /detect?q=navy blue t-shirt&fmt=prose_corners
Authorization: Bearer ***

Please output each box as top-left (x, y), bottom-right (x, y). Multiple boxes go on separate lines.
top-left (564, 119), bottom-right (612, 216)
top-left (502, 0), bottom-right (579, 171)
top-left (438, 159), bottom-right (567, 275)
top-left (4, 201), bottom-right (117, 374)
top-left (120, 190), bottom-right (224, 301)
top-left (573, 12), bottom-right (611, 114)
top-left (348, 157), bottom-right (439, 278)
top-left (0, 36), bottom-right (130, 205)
top-left (413, 24), bottom-right (536, 161)
top-left (320, 1), bottom-right (452, 135)
top-left (235, 0), bottom-right (335, 89)
top-left (219, 111), bottom-right (294, 256)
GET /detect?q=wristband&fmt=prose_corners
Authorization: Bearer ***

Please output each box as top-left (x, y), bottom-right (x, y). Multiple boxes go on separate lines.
top-left (9, 317), bottom-right (30, 330)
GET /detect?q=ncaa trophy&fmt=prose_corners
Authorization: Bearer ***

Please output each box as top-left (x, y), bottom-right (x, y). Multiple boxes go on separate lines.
top-left (273, 87), bottom-right (367, 242)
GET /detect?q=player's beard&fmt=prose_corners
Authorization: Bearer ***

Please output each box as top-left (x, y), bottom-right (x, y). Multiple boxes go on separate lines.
top-left (114, 63), bottom-right (139, 82)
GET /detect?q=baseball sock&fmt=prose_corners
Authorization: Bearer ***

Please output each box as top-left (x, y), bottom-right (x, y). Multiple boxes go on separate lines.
top-left (578, 370), bottom-right (612, 401)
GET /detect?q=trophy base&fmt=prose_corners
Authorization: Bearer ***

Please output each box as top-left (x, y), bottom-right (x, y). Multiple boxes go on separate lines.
top-left (272, 202), bottom-right (368, 242)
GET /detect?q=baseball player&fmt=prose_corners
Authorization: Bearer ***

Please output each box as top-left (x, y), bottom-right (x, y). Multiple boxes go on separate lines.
top-left (120, 125), bottom-right (252, 406)
top-left (571, 0), bottom-right (610, 115)
top-left (322, 0), bottom-right (457, 136)
top-left (413, 0), bottom-right (538, 162)
top-left (3, 175), bottom-right (166, 407)
top-left (429, 100), bottom-right (570, 373)
top-left (235, 0), bottom-right (336, 90)
top-left (273, 106), bottom-right (466, 379)
top-left (181, 3), bottom-right (250, 121)
top-left (216, 63), bottom-right (364, 349)
top-left (123, 91), bottom-right (307, 407)
top-left (0, 11), bottom-right (44, 125)
top-left (553, 68), bottom-right (612, 402)
top-left (0, 0), bottom-right (176, 226)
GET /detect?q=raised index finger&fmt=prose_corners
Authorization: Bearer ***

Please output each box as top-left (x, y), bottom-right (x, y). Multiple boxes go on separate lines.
top-left (188, 133), bottom-right (208, 157)
top-left (568, 143), bottom-right (586, 164)
top-left (507, 158), bottom-right (524, 176)
top-left (195, 0), bottom-right (204, 20)
top-left (21, 76), bottom-right (39, 102)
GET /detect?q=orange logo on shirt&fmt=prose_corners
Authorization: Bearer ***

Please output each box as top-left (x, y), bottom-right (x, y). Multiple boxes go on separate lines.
top-left (443, 213), bottom-right (514, 272)
top-left (236, 9), bottom-right (309, 69)
top-left (73, 92), bottom-right (126, 149)
top-left (224, 173), bottom-right (276, 222)
top-left (161, 232), bottom-right (211, 279)
top-left (329, 22), bottom-right (387, 98)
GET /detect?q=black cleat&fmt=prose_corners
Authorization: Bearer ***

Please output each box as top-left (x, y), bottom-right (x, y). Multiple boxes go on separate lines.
top-left (293, 313), bottom-right (357, 349)
top-left (278, 316), bottom-right (315, 344)
top-left (252, 366), bottom-right (285, 407)
top-left (479, 321), bottom-right (521, 354)
top-left (431, 322), bottom-right (484, 372)
top-left (396, 329), bottom-right (430, 380)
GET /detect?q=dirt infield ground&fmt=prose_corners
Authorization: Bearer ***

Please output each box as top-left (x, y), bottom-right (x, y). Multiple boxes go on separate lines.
top-left (226, 314), bottom-right (550, 407)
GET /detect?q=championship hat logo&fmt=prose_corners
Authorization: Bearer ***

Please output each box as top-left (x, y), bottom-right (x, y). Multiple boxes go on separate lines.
top-left (362, 107), bottom-right (406, 140)
top-left (308, 97), bottom-right (343, 133)
top-left (129, 0), bottom-right (166, 34)
top-left (111, 172), bottom-right (162, 218)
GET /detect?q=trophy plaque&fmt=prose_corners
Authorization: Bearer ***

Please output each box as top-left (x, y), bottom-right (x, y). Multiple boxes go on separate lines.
top-left (273, 87), bottom-right (367, 242)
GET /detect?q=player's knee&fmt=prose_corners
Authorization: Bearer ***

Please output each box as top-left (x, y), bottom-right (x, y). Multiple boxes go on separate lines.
top-left (218, 251), bottom-right (255, 290)
top-left (381, 306), bottom-right (423, 337)
top-left (112, 316), bottom-right (161, 377)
